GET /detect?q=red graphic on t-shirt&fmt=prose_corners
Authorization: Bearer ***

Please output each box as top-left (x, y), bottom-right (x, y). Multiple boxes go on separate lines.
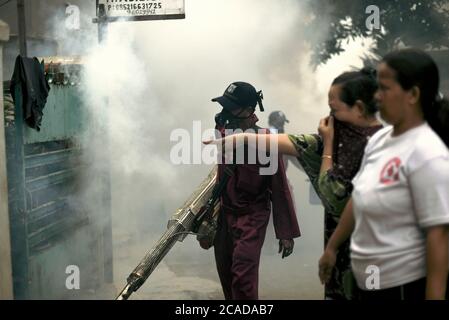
top-left (380, 157), bottom-right (402, 185)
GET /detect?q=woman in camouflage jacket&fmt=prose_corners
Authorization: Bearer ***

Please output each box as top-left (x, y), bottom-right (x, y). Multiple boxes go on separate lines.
top-left (206, 67), bottom-right (383, 299)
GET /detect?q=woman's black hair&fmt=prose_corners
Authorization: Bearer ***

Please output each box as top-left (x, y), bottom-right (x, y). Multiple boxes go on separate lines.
top-left (382, 48), bottom-right (449, 147)
top-left (331, 66), bottom-right (378, 116)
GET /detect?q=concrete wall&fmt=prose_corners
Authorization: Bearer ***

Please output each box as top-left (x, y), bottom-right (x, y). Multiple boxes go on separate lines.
top-left (0, 19), bottom-right (14, 300)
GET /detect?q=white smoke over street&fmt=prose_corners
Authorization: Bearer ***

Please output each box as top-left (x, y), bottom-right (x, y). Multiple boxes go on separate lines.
top-left (55, 0), bottom-right (373, 299)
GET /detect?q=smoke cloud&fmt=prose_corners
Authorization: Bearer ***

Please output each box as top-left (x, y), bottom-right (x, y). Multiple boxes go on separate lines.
top-left (49, 0), bottom-right (373, 299)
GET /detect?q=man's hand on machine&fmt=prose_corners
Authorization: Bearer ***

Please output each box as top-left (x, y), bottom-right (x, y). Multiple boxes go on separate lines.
top-left (278, 239), bottom-right (294, 258)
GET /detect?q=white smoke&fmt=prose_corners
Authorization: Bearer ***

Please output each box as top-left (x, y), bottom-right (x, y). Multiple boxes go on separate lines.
top-left (60, 0), bottom-right (373, 299)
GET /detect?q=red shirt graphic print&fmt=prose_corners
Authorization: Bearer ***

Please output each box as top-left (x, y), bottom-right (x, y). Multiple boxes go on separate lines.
top-left (380, 157), bottom-right (401, 185)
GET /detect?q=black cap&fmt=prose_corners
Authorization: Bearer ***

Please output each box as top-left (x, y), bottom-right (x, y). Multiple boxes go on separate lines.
top-left (212, 81), bottom-right (264, 111)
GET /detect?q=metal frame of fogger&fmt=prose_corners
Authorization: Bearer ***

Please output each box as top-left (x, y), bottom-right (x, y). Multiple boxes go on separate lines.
top-left (116, 167), bottom-right (220, 300)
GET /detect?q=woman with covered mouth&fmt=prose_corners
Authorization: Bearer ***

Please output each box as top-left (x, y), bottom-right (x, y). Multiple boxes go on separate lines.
top-left (320, 49), bottom-right (449, 300)
top-left (205, 67), bottom-right (383, 300)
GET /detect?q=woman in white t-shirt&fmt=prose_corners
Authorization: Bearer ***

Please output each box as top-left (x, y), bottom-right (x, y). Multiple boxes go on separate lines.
top-left (319, 49), bottom-right (449, 300)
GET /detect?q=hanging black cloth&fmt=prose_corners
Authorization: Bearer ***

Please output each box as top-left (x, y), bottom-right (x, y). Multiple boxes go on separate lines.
top-left (10, 55), bottom-right (50, 131)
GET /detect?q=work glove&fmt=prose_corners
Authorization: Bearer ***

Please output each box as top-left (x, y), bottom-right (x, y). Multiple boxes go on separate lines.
top-left (278, 239), bottom-right (294, 259)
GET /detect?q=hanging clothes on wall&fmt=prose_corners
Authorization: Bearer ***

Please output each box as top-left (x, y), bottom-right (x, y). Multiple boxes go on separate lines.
top-left (10, 55), bottom-right (50, 131)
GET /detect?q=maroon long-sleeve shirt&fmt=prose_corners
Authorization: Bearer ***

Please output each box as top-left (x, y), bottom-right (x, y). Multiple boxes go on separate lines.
top-left (217, 131), bottom-right (301, 240)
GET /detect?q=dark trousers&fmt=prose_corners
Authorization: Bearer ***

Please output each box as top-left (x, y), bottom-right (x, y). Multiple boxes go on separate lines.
top-left (213, 209), bottom-right (270, 300)
top-left (358, 276), bottom-right (449, 300)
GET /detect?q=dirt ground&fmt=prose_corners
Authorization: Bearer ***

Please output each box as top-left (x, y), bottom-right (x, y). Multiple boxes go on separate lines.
top-left (111, 167), bottom-right (325, 300)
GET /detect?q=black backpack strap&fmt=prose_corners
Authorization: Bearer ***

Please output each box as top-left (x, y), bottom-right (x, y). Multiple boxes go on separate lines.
top-left (192, 164), bottom-right (236, 230)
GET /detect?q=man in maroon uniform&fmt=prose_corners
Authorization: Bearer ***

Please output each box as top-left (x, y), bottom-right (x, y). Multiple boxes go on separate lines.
top-left (211, 82), bottom-right (301, 300)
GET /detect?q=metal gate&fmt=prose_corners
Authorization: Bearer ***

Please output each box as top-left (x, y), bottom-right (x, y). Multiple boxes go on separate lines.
top-left (5, 74), bottom-right (113, 299)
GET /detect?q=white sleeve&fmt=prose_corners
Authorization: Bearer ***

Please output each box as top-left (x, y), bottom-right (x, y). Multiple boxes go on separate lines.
top-left (409, 156), bottom-right (449, 228)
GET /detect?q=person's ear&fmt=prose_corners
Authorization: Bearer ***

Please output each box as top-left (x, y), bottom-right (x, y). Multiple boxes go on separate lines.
top-left (354, 100), bottom-right (366, 118)
top-left (409, 86), bottom-right (421, 105)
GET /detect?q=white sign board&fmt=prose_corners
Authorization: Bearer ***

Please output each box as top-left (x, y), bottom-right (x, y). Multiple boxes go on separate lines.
top-left (98, 0), bottom-right (185, 21)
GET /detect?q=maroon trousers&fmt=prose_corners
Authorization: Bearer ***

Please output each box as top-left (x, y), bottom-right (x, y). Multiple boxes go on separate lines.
top-left (213, 207), bottom-right (270, 300)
